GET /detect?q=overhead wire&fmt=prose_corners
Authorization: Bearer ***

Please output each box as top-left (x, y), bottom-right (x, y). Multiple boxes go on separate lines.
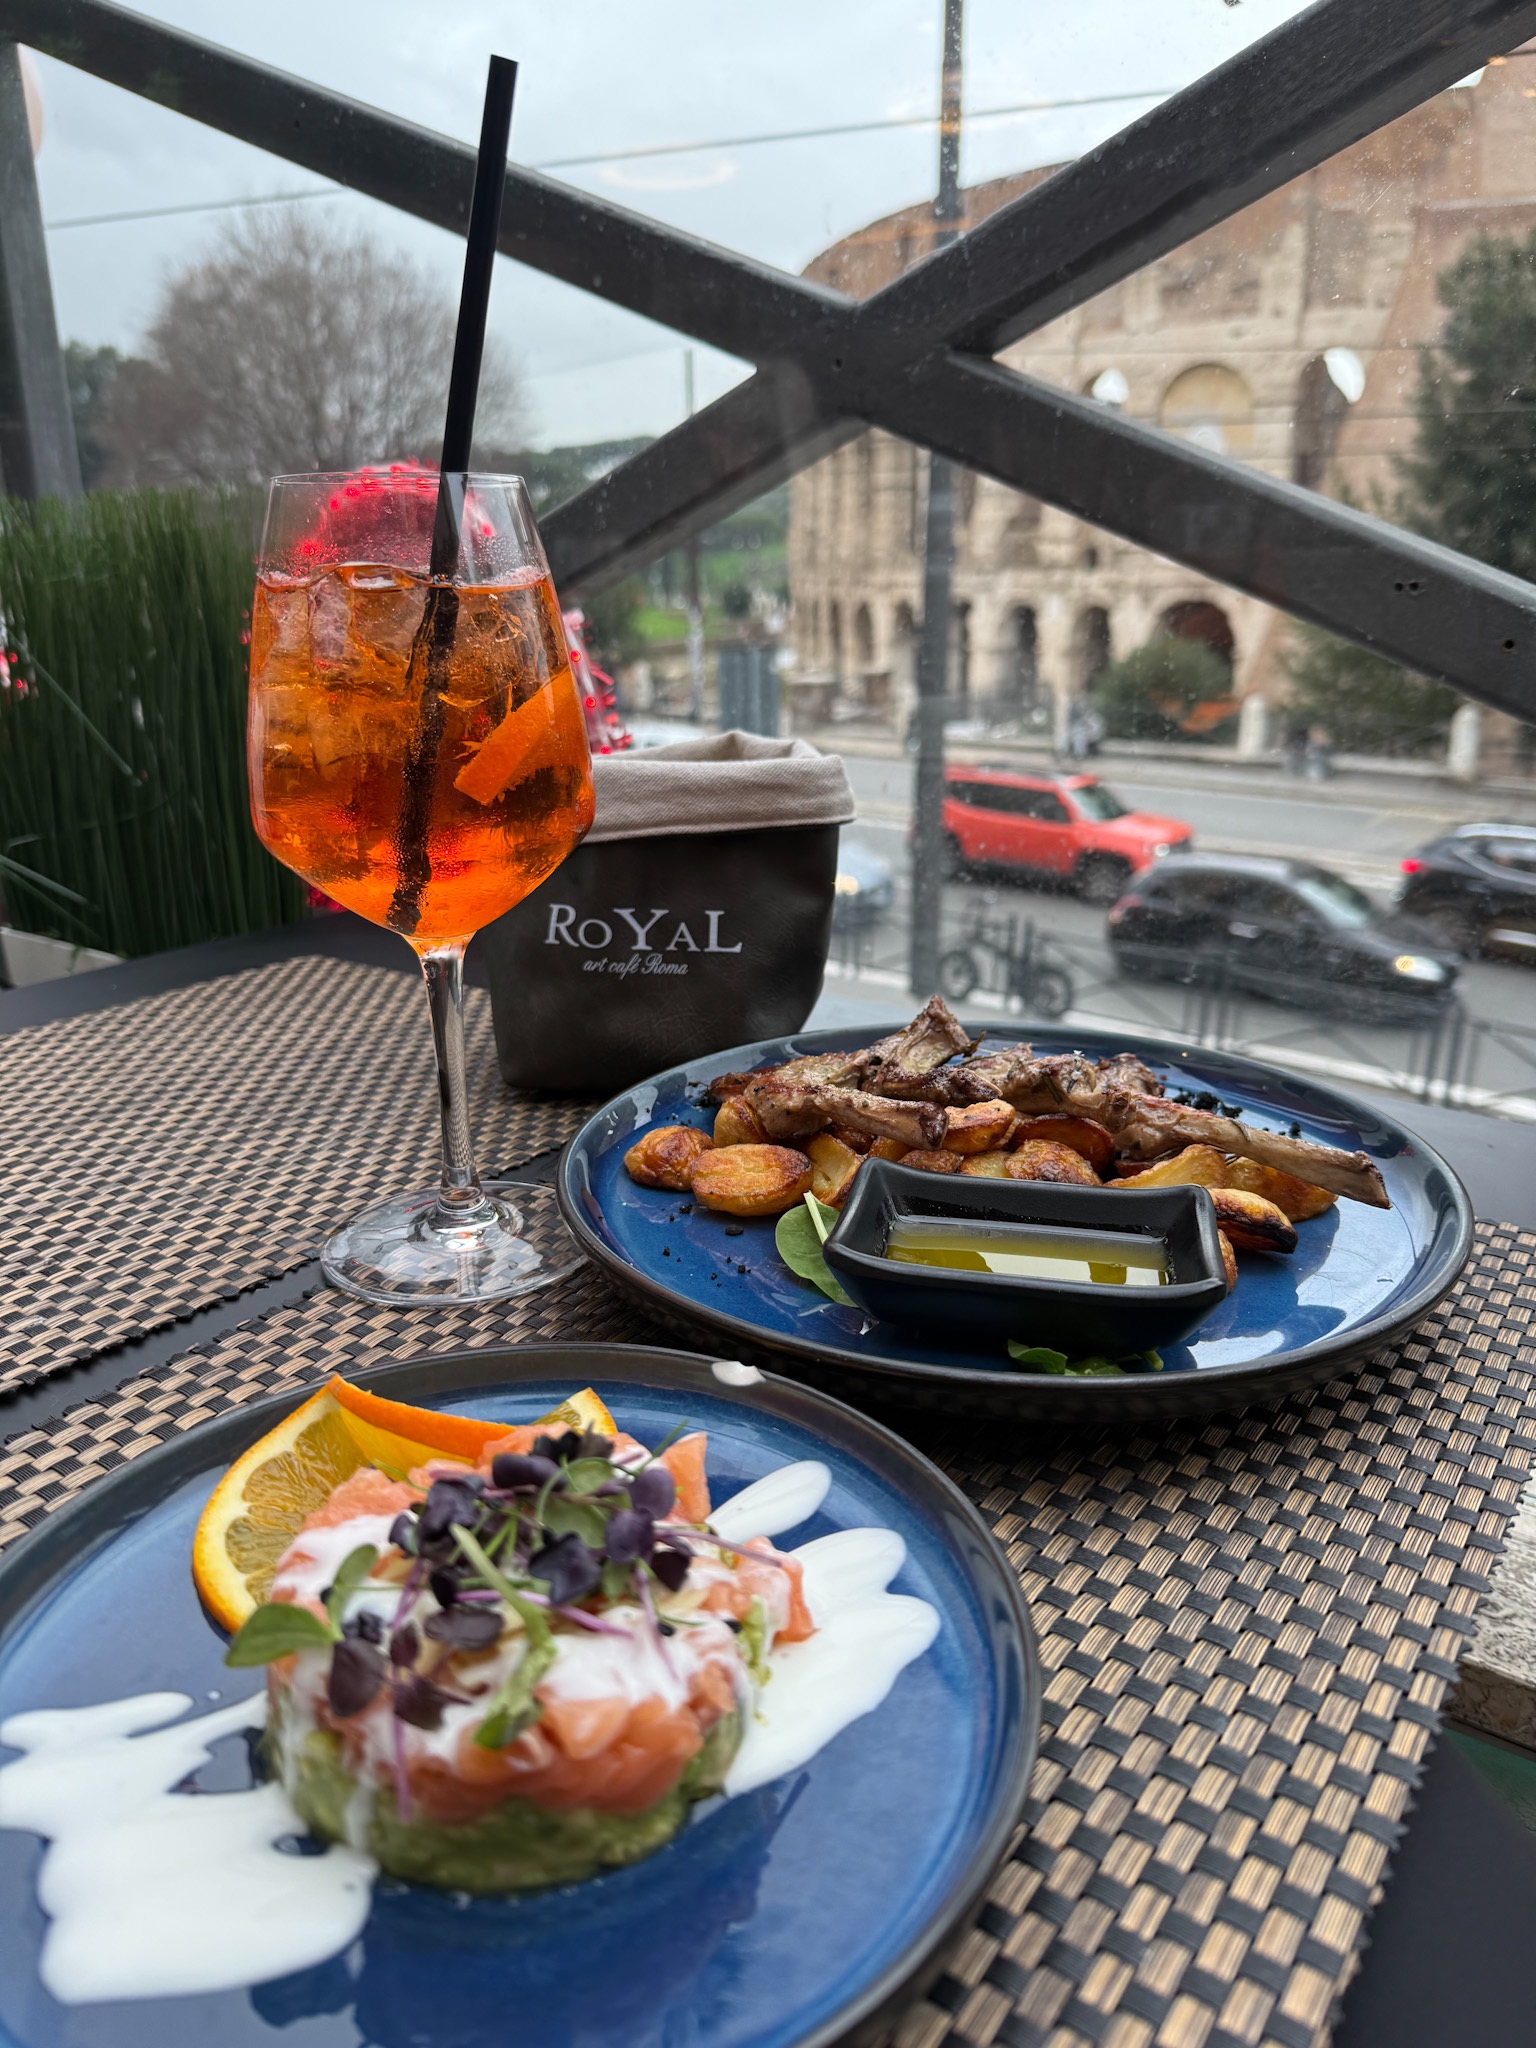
top-left (42, 86), bottom-right (1178, 231)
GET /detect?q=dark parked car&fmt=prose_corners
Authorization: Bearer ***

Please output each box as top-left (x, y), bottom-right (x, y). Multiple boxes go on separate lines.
top-left (832, 837), bottom-right (895, 932)
top-left (1107, 853), bottom-right (1460, 1012)
top-left (1397, 822), bottom-right (1536, 962)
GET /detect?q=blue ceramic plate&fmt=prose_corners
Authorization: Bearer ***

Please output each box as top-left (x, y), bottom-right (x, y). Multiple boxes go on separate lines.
top-left (557, 1025), bottom-right (1474, 1418)
top-left (0, 1344), bottom-right (1038, 2048)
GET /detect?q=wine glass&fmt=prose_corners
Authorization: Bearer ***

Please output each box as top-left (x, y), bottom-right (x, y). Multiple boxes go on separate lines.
top-left (247, 466), bottom-right (594, 1304)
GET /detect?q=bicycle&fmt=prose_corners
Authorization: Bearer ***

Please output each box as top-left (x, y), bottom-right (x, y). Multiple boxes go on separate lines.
top-left (936, 912), bottom-right (1075, 1019)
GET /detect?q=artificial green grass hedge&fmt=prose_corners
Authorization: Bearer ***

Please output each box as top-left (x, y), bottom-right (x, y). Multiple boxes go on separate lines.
top-left (0, 488), bottom-right (307, 958)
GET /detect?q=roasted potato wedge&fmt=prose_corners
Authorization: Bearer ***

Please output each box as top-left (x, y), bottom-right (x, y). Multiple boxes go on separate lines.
top-left (868, 1136), bottom-right (911, 1162)
top-left (1113, 1144), bottom-right (1228, 1190)
top-left (805, 1133), bottom-right (862, 1208)
top-left (897, 1148), bottom-right (965, 1175)
top-left (712, 1095), bottom-right (768, 1148)
top-left (1222, 1156), bottom-right (1336, 1222)
top-left (959, 1148), bottom-right (1012, 1179)
top-left (691, 1143), bottom-right (814, 1216)
top-left (624, 1124), bottom-right (714, 1191)
top-left (941, 1099), bottom-right (1017, 1155)
top-left (1209, 1186), bottom-right (1297, 1255)
top-left (1006, 1139), bottom-right (1100, 1186)
top-left (829, 1125), bottom-right (874, 1156)
top-left (1009, 1114), bottom-right (1115, 1172)
top-left (1218, 1230), bottom-right (1238, 1292)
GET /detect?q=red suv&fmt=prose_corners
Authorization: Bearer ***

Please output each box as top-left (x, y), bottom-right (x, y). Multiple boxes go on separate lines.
top-left (941, 766), bottom-right (1192, 903)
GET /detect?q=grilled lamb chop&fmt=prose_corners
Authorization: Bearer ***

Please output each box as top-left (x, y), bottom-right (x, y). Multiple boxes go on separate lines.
top-left (884, 1036), bottom-right (1386, 1205)
top-left (861, 997), bottom-right (978, 1097)
top-left (1100, 1094), bottom-right (1389, 1206)
top-left (741, 1069), bottom-right (945, 1148)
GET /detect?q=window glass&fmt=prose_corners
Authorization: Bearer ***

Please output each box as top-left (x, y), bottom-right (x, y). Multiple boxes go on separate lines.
top-left (1162, 871), bottom-right (1230, 908)
top-left (1483, 840), bottom-right (1536, 875)
top-left (1228, 882), bottom-right (1305, 922)
top-left (968, 782), bottom-right (1046, 817)
top-left (1070, 782), bottom-right (1127, 821)
top-left (1291, 871), bottom-right (1375, 929)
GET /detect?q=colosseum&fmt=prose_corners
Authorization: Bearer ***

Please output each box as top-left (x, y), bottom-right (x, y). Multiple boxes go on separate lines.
top-left (785, 58), bottom-right (1536, 771)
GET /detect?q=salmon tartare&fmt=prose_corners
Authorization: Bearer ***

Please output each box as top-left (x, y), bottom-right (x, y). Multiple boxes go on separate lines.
top-left (223, 1416), bottom-right (814, 1891)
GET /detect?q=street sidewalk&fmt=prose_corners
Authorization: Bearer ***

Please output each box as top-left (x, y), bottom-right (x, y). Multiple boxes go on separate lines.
top-left (805, 723), bottom-right (1536, 825)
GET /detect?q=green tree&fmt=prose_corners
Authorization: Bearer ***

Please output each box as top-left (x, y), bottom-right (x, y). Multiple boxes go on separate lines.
top-left (1094, 635), bottom-right (1233, 742)
top-left (1282, 626), bottom-right (1455, 757)
top-left (581, 576), bottom-right (648, 669)
top-left (1399, 228), bottom-right (1536, 579)
top-left (62, 341), bottom-right (126, 489)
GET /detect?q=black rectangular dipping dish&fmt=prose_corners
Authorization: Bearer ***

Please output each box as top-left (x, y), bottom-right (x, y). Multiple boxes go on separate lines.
top-left (824, 1163), bottom-right (1230, 1356)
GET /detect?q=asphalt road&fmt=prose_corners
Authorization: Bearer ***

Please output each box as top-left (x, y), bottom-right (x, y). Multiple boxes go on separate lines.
top-left (836, 752), bottom-right (1484, 891)
top-left (832, 807), bottom-right (1536, 1115)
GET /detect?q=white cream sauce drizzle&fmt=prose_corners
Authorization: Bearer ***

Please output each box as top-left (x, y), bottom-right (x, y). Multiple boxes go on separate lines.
top-left (0, 1459), bottom-right (937, 2005)
top-left (725, 1528), bottom-right (939, 1796)
top-left (0, 1690), bottom-right (374, 2005)
top-left (711, 1460), bottom-right (831, 1541)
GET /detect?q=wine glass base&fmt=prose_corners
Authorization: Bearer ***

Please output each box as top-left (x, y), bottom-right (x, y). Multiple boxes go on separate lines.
top-left (321, 1180), bottom-right (583, 1307)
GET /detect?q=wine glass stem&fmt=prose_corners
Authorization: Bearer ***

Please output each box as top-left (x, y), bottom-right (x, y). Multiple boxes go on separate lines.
top-left (417, 941), bottom-right (485, 1219)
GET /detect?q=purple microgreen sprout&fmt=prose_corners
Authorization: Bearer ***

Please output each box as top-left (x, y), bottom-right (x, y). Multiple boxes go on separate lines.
top-left (423, 1604), bottom-right (504, 1653)
top-left (450, 1526), bottom-right (553, 1654)
top-left (490, 1451), bottom-right (560, 1492)
top-left (628, 1463), bottom-right (676, 1521)
top-left (603, 1508), bottom-right (655, 1567)
top-left (659, 1526), bottom-right (792, 1570)
top-left (327, 1636), bottom-right (387, 1718)
top-left (650, 1545), bottom-right (691, 1594)
top-left (392, 1672), bottom-right (472, 1731)
top-left (552, 1605), bottom-right (631, 1638)
top-left (528, 1531), bottom-right (603, 1606)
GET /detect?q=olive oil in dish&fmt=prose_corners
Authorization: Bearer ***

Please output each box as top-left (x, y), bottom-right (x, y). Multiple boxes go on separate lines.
top-left (885, 1217), bottom-right (1167, 1288)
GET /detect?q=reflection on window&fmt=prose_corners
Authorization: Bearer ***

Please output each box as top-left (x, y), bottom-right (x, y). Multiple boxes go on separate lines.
top-left (1292, 871), bottom-right (1375, 929)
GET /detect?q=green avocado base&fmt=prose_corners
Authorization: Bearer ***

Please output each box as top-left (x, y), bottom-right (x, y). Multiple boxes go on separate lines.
top-left (278, 1707), bottom-right (743, 1894)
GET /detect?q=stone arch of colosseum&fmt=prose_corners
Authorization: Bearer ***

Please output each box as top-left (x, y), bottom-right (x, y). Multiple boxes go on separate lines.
top-left (1159, 600), bottom-right (1237, 672)
top-left (1159, 363), bottom-right (1256, 457)
top-left (785, 67), bottom-right (1536, 773)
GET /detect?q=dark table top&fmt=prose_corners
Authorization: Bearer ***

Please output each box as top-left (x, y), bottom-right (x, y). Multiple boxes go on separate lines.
top-left (5, 910), bottom-right (1536, 2048)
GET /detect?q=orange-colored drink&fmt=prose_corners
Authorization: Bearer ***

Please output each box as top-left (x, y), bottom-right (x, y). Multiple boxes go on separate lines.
top-left (248, 564), bottom-right (594, 944)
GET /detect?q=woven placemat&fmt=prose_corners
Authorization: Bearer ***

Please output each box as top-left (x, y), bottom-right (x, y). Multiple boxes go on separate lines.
top-left (2, 1224), bottom-right (1534, 2048)
top-left (0, 955), bottom-right (593, 1389)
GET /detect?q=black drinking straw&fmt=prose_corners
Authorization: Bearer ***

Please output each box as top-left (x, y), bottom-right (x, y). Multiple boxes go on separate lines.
top-left (389, 54), bottom-right (519, 936)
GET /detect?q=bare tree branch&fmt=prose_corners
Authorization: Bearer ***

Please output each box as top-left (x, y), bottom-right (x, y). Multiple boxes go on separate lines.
top-left (103, 210), bottom-right (526, 485)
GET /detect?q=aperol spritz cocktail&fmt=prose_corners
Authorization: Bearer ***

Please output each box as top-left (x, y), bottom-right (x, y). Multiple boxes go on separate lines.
top-left (248, 468), bottom-right (594, 1304)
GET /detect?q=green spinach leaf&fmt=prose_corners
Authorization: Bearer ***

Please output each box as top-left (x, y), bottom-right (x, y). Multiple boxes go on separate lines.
top-left (775, 1195), bottom-right (853, 1306)
top-left (1007, 1341), bottom-right (1165, 1377)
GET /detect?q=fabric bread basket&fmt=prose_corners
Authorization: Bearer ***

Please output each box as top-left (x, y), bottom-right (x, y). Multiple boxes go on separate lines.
top-left (476, 731), bottom-right (855, 1092)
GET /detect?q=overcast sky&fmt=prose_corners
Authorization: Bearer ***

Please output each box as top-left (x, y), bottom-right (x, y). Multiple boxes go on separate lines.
top-left (31, 0), bottom-right (1315, 448)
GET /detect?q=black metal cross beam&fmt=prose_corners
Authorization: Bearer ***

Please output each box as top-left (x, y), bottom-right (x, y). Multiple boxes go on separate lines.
top-left (15, 0), bottom-right (1536, 719)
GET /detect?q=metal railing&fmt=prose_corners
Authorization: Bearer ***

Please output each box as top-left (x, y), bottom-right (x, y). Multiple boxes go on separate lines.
top-left (5, 0), bottom-right (1536, 718)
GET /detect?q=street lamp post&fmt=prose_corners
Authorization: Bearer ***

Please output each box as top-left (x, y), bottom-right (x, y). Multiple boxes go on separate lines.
top-left (908, 0), bottom-right (964, 995)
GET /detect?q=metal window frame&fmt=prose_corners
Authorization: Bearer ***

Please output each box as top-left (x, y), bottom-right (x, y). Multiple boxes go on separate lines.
top-left (12, 0), bottom-right (1536, 717)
